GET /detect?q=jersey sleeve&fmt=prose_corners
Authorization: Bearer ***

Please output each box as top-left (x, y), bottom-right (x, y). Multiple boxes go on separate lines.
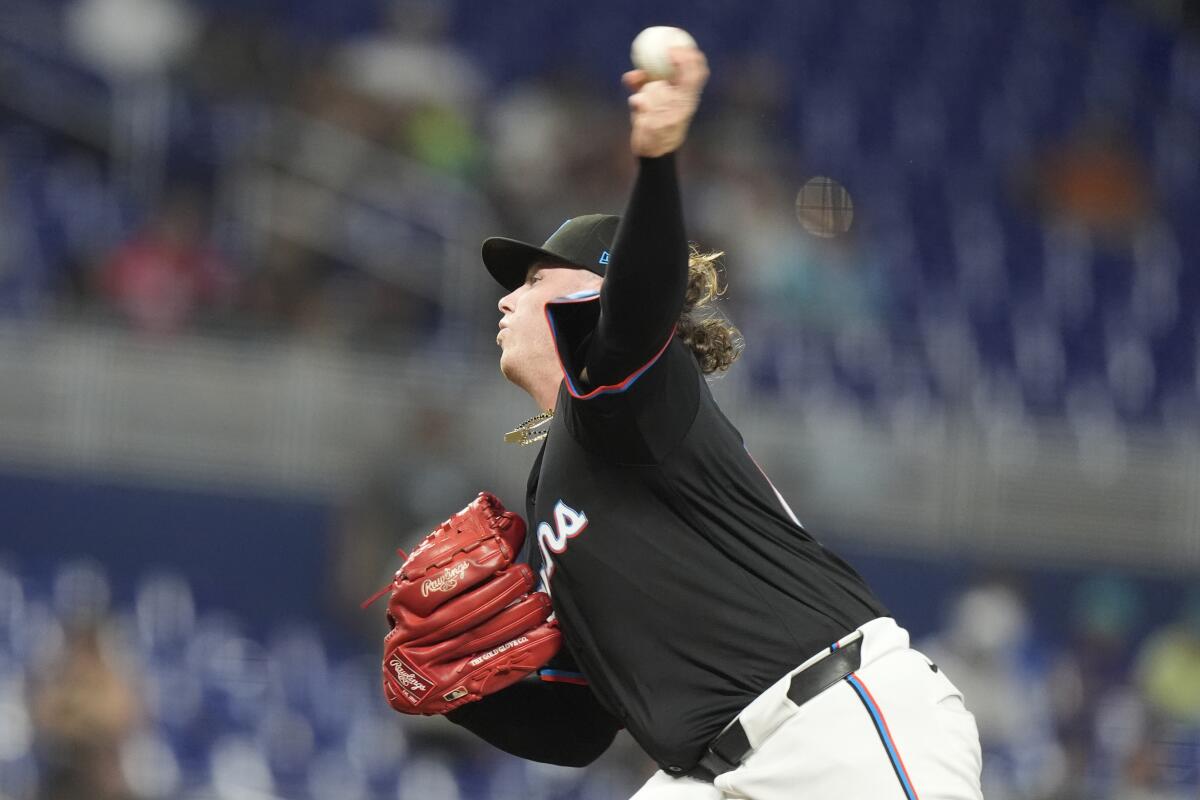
top-left (541, 154), bottom-right (687, 401)
top-left (541, 155), bottom-right (699, 463)
top-left (583, 154), bottom-right (688, 388)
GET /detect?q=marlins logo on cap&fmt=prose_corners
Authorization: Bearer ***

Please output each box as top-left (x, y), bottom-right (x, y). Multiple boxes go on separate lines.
top-left (482, 214), bottom-right (620, 291)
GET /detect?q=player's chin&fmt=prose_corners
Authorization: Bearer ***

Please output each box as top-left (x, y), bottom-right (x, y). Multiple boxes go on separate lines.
top-left (497, 347), bottom-right (516, 382)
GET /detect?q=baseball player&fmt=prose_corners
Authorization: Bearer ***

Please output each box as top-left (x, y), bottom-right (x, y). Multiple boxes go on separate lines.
top-left (376, 45), bottom-right (984, 800)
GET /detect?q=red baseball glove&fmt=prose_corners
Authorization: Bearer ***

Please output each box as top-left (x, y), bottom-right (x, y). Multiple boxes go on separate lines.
top-left (379, 492), bottom-right (561, 715)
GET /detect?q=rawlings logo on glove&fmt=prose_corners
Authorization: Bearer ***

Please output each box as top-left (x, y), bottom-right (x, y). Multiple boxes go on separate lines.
top-left (387, 654), bottom-right (434, 703)
top-left (374, 492), bottom-right (562, 715)
top-left (421, 561), bottom-right (470, 596)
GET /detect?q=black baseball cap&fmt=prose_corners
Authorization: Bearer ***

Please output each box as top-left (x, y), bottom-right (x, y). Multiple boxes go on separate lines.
top-left (482, 214), bottom-right (620, 291)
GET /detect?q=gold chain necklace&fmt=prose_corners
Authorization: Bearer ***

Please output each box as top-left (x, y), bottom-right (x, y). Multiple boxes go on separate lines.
top-left (504, 409), bottom-right (554, 446)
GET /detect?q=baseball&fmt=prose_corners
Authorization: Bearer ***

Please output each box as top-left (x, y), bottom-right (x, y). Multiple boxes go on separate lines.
top-left (630, 26), bottom-right (697, 81)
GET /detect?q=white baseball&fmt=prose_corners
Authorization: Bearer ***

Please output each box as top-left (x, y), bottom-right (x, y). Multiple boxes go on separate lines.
top-left (630, 26), bottom-right (697, 81)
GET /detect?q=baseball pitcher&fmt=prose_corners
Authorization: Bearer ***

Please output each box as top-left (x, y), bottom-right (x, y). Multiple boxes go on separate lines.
top-left (374, 42), bottom-right (985, 800)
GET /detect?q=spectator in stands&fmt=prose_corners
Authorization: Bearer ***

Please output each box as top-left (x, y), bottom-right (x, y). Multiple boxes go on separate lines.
top-left (921, 579), bottom-right (1066, 799)
top-left (1115, 739), bottom-right (1192, 800)
top-left (486, 78), bottom-right (631, 239)
top-left (1113, 738), bottom-right (1190, 800)
top-left (333, 0), bottom-right (484, 177)
top-left (1035, 123), bottom-right (1152, 238)
top-left (1135, 588), bottom-right (1200, 725)
top-left (693, 158), bottom-right (887, 336)
top-left (97, 185), bottom-right (234, 334)
top-left (1049, 575), bottom-right (1145, 798)
top-left (29, 622), bottom-right (143, 800)
top-left (1132, 588), bottom-right (1200, 798)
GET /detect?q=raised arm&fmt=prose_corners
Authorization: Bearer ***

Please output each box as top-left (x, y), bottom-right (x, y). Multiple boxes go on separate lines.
top-left (581, 48), bottom-right (708, 387)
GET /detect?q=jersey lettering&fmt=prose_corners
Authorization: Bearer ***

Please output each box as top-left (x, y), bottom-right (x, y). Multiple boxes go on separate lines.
top-left (537, 500), bottom-right (589, 591)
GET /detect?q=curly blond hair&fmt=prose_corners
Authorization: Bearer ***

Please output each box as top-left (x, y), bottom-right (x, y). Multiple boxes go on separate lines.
top-left (677, 247), bottom-right (743, 374)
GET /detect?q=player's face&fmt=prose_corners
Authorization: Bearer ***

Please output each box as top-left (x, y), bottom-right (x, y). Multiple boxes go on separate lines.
top-left (496, 264), bottom-right (599, 385)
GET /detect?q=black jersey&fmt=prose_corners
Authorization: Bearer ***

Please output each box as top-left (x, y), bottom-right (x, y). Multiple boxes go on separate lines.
top-left (523, 292), bottom-right (888, 771)
top-left (448, 154), bottom-right (888, 773)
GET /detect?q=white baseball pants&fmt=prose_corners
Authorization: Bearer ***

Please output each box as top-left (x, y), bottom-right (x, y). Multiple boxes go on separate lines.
top-left (630, 617), bottom-right (984, 800)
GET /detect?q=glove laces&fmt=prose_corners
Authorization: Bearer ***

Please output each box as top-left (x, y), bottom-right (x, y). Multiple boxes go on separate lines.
top-left (360, 547), bottom-right (407, 609)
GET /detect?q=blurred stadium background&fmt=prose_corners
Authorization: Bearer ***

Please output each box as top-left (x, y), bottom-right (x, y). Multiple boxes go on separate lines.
top-left (0, 0), bottom-right (1198, 797)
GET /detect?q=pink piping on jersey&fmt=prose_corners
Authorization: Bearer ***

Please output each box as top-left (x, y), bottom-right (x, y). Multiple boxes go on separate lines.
top-left (542, 293), bottom-right (676, 400)
top-left (539, 670), bottom-right (589, 686)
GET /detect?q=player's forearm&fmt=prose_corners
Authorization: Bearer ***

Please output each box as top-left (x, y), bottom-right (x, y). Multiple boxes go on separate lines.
top-left (445, 677), bottom-right (622, 767)
top-left (586, 154), bottom-right (688, 385)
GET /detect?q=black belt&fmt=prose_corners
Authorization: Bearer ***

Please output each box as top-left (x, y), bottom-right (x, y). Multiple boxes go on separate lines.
top-left (687, 636), bottom-right (863, 782)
